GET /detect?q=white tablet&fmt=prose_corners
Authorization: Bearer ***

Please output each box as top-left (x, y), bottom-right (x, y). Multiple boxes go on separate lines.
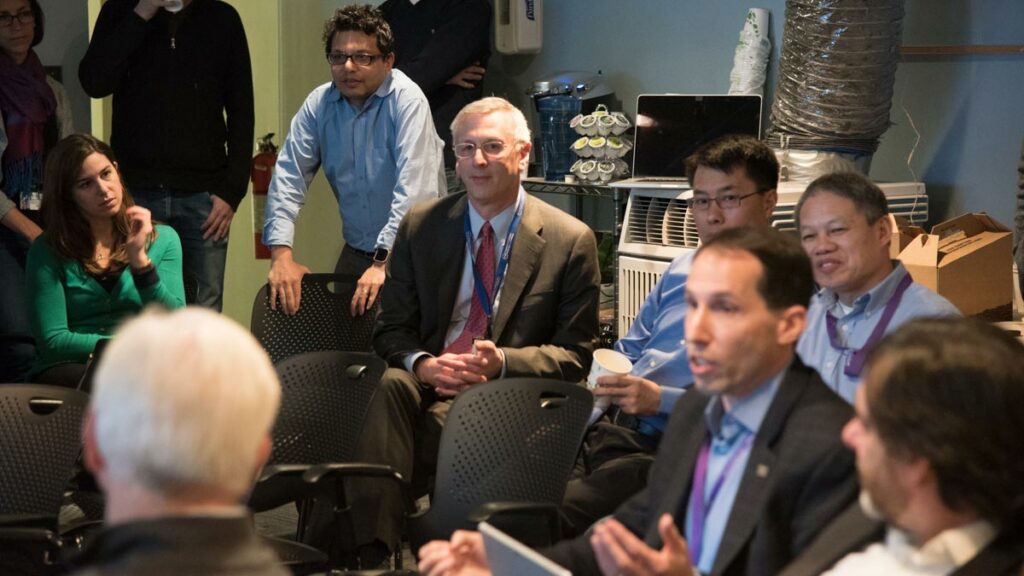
top-left (479, 521), bottom-right (572, 576)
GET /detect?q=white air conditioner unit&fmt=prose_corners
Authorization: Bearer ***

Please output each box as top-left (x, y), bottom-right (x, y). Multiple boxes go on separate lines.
top-left (617, 188), bottom-right (696, 338)
top-left (616, 182), bottom-right (929, 338)
top-left (771, 181), bottom-right (929, 233)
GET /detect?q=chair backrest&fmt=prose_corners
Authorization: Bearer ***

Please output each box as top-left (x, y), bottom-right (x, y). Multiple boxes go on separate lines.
top-left (268, 351), bottom-right (386, 466)
top-left (0, 384), bottom-right (89, 518)
top-left (251, 273), bottom-right (379, 364)
top-left (422, 379), bottom-right (593, 542)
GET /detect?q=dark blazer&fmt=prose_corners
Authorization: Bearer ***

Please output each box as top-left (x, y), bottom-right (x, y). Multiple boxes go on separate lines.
top-left (67, 515), bottom-right (287, 576)
top-left (543, 357), bottom-right (858, 576)
top-left (779, 503), bottom-right (1024, 576)
top-left (374, 191), bottom-right (600, 382)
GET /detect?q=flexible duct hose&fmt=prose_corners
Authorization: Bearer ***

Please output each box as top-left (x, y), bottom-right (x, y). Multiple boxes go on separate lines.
top-left (765, 0), bottom-right (906, 154)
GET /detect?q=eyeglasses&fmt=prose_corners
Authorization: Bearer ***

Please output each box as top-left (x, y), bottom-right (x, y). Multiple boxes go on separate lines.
top-left (691, 191), bottom-right (763, 211)
top-left (453, 140), bottom-right (517, 159)
top-left (0, 9), bottom-right (34, 28)
top-left (326, 51), bottom-right (386, 67)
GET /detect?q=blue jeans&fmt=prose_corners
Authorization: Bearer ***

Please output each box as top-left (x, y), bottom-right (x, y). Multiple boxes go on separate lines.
top-left (132, 188), bottom-right (228, 311)
top-left (0, 225), bottom-right (34, 382)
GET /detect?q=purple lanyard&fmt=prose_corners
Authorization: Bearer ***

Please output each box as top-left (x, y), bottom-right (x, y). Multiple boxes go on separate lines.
top-left (687, 432), bottom-right (755, 566)
top-left (825, 273), bottom-right (913, 378)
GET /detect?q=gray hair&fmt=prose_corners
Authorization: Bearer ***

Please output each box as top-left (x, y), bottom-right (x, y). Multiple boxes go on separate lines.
top-left (450, 96), bottom-right (532, 145)
top-left (92, 308), bottom-right (280, 497)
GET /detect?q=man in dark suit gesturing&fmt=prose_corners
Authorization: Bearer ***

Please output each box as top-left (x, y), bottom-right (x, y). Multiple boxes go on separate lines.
top-left (352, 96), bottom-right (600, 561)
top-left (419, 227), bottom-right (856, 576)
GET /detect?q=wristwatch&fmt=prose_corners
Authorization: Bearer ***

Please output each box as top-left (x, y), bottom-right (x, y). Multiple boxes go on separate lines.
top-left (373, 247), bottom-right (390, 264)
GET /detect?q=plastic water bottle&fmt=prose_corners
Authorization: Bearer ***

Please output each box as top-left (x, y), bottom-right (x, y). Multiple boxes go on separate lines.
top-left (535, 94), bottom-right (581, 181)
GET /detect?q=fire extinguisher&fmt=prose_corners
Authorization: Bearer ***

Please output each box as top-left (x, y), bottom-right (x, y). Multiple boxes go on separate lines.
top-left (251, 133), bottom-right (277, 259)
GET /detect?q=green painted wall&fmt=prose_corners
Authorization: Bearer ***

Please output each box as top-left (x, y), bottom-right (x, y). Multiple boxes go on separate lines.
top-left (222, 0), bottom-right (345, 328)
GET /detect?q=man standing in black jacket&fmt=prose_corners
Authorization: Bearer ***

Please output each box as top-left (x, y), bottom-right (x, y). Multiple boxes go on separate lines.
top-left (381, 0), bottom-right (491, 192)
top-left (80, 0), bottom-right (254, 311)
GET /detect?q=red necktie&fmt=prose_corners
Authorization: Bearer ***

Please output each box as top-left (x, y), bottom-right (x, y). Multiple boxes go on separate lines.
top-left (444, 221), bottom-right (495, 355)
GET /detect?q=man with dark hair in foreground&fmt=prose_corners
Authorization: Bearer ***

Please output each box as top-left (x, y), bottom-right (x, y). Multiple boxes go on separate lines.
top-left (781, 317), bottom-right (1024, 576)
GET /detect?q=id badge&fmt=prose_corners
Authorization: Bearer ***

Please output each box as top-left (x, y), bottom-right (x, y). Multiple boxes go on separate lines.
top-left (20, 191), bottom-right (43, 211)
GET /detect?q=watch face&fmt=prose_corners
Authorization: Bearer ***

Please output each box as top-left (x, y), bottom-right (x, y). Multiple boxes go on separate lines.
top-left (373, 248), bottom-right (390, 263)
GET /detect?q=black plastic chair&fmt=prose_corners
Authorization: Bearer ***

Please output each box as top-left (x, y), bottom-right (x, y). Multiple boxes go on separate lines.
top-left (408, 379), bottom-right (593, 554)
top-left (0, 384), bottom-right (89, 575)
top-left (249, 351), bottom-right (401, 572)
top-left (250, 274), bottom-right (379, 364)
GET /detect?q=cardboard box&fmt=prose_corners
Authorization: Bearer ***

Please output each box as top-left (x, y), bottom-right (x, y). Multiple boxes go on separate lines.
top-left (898, 212), bottom-right (1013, 319)
top-left (888, 214), bottom-right (926, 260)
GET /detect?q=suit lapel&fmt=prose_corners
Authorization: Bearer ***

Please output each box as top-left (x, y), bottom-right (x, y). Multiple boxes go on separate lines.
top-left (954, 527), bottom-right (1024, 576)
top-left (491, 196), bottom-right (544, 341)
top-left (711, 361), bottom-right (808, 574)
top-left (434, 196), bottom-right (470, 347)
top-left (779, 504), bottom-right (885, 576)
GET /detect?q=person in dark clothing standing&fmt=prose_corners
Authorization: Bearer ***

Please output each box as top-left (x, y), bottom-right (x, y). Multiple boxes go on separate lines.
top-left (79, 0), bottom-right (254, 311)
top-left (381, 0), bottom-right (491, 191)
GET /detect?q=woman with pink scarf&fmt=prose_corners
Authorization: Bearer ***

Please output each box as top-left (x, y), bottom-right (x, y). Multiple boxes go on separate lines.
top-left (0, 0), bottom-right (73, 382)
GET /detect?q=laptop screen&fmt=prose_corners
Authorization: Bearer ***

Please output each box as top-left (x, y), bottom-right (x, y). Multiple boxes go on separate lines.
top-left (632, 94), bottom-right (762, 179)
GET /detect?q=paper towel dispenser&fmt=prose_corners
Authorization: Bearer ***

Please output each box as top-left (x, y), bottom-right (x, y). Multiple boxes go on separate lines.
top-left (495, 0), bottom-right (542, 54)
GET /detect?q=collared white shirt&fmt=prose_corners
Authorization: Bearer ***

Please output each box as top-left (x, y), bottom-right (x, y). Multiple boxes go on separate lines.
top-left (824, 521), bottom-right (997, 575)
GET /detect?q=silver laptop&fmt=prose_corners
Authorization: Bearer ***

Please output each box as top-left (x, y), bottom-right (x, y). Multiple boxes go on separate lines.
top-left (612, 94), bottom-right (763, 189)
top-left (480, 522), bottom-right (571, 576)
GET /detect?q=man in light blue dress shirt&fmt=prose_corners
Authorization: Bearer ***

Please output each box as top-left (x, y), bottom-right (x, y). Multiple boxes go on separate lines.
top-left (561, 135), bottom-right (781, 536)
top-left (796, 173), bottom-right (959, 404)
top-left (263, 5), bottom-right (445, 316)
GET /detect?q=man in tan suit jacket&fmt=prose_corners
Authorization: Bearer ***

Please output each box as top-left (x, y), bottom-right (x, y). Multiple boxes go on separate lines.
top-left (347, 96), bottom-right (599, 564)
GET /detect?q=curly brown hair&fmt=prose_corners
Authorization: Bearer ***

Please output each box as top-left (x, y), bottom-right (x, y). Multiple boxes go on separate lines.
top-left (322, 4), bottom-right (394, 57)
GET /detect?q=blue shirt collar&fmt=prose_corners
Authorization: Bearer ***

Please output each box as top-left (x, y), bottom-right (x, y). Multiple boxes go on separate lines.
top-left (467, 187), bottom-right (525, 242)
top-left (820, 261), bottom-right (909, 317)
top-left (703, 366), bottom-right (785, 440)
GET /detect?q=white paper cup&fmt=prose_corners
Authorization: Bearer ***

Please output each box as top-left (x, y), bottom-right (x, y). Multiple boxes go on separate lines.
top-left (587, 348), bottom-right (632, 414)
top-left (587, 349), bottom-right (632, 390)
top-left (165, 0), bottom-right (184, 12)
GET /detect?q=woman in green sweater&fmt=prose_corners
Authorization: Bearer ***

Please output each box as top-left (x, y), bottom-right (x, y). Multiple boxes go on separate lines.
top-left (26, 134), bottom-right (185, 385)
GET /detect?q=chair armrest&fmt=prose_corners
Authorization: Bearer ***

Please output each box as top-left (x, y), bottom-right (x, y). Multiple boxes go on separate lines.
top-left (468, 501), bottom-right (562, 547)
top-left (302, 462), bottom-right (405, 484)
top-left (0, 513), bottom-right (55, 528)
top-left (0, 526), bottom-right (58, 541)
top-left (258, 463), bottom-right (312, 483)
top-left (303, 463), bottom-right (416, 514)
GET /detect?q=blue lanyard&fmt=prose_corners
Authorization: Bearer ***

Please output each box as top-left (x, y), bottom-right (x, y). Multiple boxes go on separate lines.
top-left (463, 197), bottom-right (524, 336)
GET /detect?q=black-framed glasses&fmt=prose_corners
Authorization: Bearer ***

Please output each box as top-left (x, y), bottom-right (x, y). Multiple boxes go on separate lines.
top-left (453, 140), bottom-right (516, 159)
top-left (691, 191), bottom-right (764, 211)
top-left (0, 9), bottom-right (34, 28)
top-left (326, 51), bottom-right (386, 67)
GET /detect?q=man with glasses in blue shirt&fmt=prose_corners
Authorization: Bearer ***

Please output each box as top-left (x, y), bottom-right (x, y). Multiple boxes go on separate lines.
top-left (264, 4), bottom-right (445, 317)
top-left (561, 134), bottom-right (780, 537)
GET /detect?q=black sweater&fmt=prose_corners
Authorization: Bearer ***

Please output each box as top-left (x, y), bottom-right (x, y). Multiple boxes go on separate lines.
top-left (381, 0), bottom-right (491, 169)
top-left (79, 0), bottom-right (254, 210)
